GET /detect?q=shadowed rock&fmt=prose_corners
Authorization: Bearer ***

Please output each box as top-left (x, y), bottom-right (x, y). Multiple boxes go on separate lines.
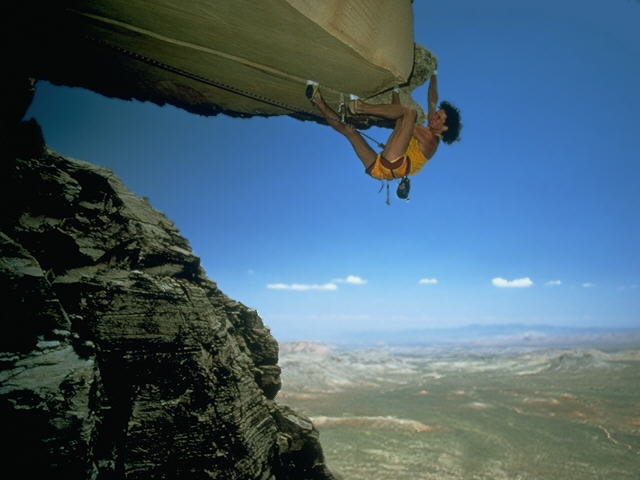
top-left (0, 122), bottom-right (337, 479)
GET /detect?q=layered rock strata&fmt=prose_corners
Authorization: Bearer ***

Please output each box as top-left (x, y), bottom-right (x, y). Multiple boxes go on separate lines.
top-left (0, 122), bottom-right (336, 479)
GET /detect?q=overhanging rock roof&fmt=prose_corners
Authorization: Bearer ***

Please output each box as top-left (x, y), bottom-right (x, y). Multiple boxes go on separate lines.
top-left (11, 0), bottom-right (437, 128)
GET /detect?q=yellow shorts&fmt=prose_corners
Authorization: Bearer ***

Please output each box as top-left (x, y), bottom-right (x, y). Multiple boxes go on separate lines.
top-left (366, 137), bottom-right (429, 180)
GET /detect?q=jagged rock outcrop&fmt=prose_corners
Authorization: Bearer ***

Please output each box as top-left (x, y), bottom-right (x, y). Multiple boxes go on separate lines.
top-left (0, 122), bottom-right (337, 479)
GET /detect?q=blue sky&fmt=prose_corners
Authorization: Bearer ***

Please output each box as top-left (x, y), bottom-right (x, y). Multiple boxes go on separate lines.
top-left (25, 0), bottom-right (639, 341)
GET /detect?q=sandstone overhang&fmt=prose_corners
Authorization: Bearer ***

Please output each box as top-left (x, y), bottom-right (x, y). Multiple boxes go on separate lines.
top-left (9, 0), bottom-right (437, 128)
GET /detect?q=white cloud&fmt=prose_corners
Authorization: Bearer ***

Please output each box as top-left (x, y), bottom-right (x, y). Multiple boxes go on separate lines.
top-left (419, 278), bottom-right (438, 285)
top-left (332, 275), bottom-right (367, 285)
top-left (267, 283), bottom-right (337, 291)
top-left (268, 274), bottom-right (367, 291)
top-left (582, 282), bottom-right (595, 288)
top-left (309, 313), bottom-right (370, 321)
top-left (545, 280), bottom-right (562, 286)
top-left (492, 277), bottom-right (533, 288)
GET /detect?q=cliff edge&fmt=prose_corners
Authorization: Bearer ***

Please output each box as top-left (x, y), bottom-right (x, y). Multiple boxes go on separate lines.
top-left (0, 120), bottom-right (338, 479)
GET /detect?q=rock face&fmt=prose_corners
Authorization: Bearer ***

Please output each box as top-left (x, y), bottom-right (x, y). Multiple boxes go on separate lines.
top-left (0, 123), bottom-right (337, 479)
top-left (8, 1), bottom-right (434, 128)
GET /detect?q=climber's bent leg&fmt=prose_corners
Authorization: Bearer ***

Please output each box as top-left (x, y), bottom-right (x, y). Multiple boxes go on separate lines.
top-left (381, 105), bottom-right (417, 161)
top-left (382, 92), bottom-right (405, 157)
top-left (310, 88), bottom-right (376, 168)
top-left (353, 100), bottom-right (414, 122)
top-left (312, 89), bottom-right (353, 136)
top-left (342, 129), bottom-right (377, 170)
top-left (352, 100), bottom-right (416, 160)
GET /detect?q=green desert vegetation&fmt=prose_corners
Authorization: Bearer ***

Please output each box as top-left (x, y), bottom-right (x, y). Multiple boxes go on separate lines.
top-left (279, 345), bottom-right (640, 479)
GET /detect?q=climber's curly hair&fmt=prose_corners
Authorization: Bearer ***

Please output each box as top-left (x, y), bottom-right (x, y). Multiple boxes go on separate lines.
top-left (439, 101), bottom-right (462, 145)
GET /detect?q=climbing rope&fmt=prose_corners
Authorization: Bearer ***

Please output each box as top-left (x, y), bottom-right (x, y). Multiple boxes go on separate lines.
top-left (358, 130), bottom-right (385, 149)
top-left (82, 34), bottom-right (386, 149)
top-left (84, 35), bottom-right (306, 114)
top-left (82, 32), bottom-right (398, 204)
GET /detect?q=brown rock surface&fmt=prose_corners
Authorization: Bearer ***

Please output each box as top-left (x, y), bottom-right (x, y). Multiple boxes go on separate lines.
top-left (0, 124), bottom-right (337, 479)
top-left (8, 0), bottom-right (434, 128)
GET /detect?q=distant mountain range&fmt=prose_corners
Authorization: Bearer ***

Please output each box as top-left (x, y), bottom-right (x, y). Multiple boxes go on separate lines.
top-left (277, 341), bottom-right (640, 395)
top-left (295, 324), bottom-right (640, 349)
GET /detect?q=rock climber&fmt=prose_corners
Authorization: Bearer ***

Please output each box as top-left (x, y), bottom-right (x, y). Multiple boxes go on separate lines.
top-left (306, 71), bottom-right (462, 199)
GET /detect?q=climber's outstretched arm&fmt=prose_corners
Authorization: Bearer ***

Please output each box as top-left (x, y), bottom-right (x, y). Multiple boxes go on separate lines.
top-left (427, 72), bottom-right (439, 119)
